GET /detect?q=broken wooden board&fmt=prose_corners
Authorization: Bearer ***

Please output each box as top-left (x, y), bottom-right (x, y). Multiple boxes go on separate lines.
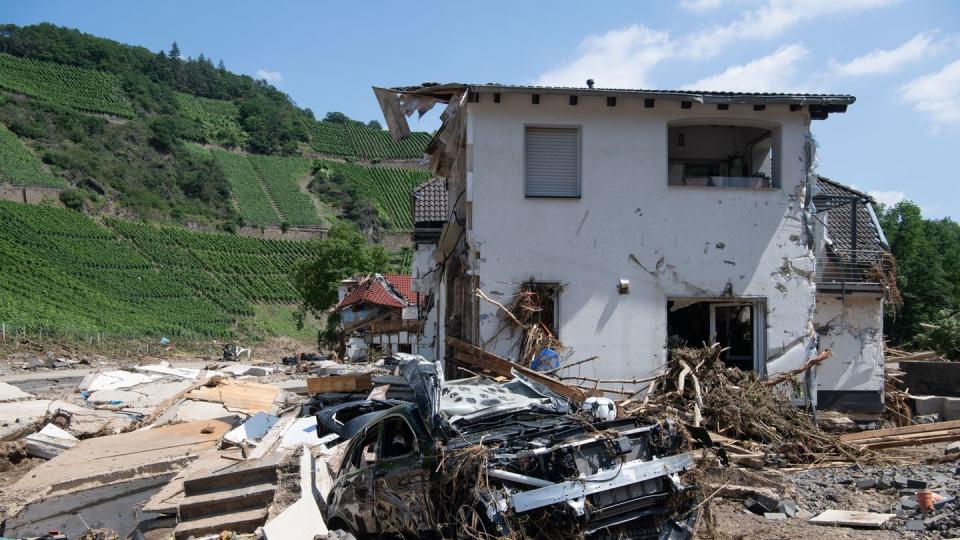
top-left (840, 419), bottom-right (960, 441)
top-left (306, 373), bottom-right (373, 394)
top-left (447, 336), bottom-right (586, 402)
top-left (808, 510), bottom-right (895, 528)
top-left (184, 380), bottom-right (280, 415)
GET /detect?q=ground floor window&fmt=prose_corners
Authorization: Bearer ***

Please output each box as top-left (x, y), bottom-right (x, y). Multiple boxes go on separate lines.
top-left (667, 299), bottom-right (766, 371)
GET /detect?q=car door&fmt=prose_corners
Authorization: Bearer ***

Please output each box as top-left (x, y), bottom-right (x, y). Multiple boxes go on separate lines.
top-left (332, 423), bottom-right (381, 536)
top-left (372, 414), bottom-right (434, 537)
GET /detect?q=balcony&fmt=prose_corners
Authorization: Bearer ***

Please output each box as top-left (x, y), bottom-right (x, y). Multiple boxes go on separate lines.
top-left (367, 319), bottom-right (424, 335)
top-left (816, 249), bottom-right (890, 291)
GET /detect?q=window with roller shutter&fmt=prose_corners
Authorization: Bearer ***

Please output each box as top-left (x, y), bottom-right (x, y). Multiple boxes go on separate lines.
top-left (524, 127), bottom-right (581, 198)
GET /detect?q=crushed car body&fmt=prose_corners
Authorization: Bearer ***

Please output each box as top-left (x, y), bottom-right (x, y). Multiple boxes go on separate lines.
top-left (324, 357), bottom-right (700, 539)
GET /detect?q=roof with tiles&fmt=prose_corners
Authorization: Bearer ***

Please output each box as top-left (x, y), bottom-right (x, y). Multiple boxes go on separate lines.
top-left (814, 176), bottom-right (887, 255)
top-left (412, 177), bottom-right (447, 225)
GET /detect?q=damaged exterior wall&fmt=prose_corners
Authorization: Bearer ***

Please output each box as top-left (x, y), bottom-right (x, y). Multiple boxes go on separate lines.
top-left (814, 293), bottom-right (885, 411)
top-left (461, 93), bottom-right (818, 392)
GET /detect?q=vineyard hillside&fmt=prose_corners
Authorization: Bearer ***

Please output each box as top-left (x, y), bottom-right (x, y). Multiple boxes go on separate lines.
top-left (0, 23), bottom-right (432, 232)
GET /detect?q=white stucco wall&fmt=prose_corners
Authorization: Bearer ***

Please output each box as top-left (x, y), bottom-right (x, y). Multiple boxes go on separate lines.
top-left (463, 93), bottom-right (818, 392)
top-left (814, 292), bottom-right (885, 393)
top-left (412, 242), bottom-right (439, 361)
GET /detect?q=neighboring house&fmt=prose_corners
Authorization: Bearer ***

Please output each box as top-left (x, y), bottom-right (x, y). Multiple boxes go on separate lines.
top-left (812, 176), bottom-right (893, 412)
top-left (376, 82), bottom-right (885, 409)
top-left (336, 273), bottom-right (424, 359)
top-left (410, 177), bottom-right (447, 361)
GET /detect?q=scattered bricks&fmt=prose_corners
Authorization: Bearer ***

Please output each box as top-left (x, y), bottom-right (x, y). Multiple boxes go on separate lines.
top-left (925, 514), bottom-right (949, 528)
top-left (744, 494), bottom-right (779, 515)
top-left (946, 441), bottom-right (960, 455)
top-left (856, 478), bottom-right (877, 489)
top-left (894, 474), bottom-right (909, 488)
top-left (934, 495), bottom-right (955, 511)
top-left (932, 474), bottom-right (952, 485)
top-left (901, 497), bottom-right (920, 511)
top-left (908, 479), bottom-right (928, 489)
top-left (764, 513), bottom-right (787, 521)
top-left (877, 473), bottom-right (893, 489)
top-left (905, 520), bottom-right (926, 531)
top-left (778, 500), bottom-right (798, 518)
top-left (900, 489), bottom-right (919, 497)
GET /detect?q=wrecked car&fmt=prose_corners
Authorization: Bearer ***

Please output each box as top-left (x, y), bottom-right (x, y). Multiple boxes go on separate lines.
top-left (324, 358), bottom-right (699, 539)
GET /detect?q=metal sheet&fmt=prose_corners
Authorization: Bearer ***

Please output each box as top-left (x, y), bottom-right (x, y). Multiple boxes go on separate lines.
top-left (510, 453), bottom-right (694, 513)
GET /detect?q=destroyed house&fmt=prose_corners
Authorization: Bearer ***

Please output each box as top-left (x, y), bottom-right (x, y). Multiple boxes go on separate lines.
top-left (410, 177), bottom-right (447, 361)
top-left (336, 273), bottom-right (424, 357)
top-left (375, 82), bottom-right (881, 408)
top-left (813, 177), bottom-right (892, 412)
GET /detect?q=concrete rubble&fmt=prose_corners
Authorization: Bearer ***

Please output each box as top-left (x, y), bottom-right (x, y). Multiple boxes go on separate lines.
top-left (0, 342), bottom-right (958, 540)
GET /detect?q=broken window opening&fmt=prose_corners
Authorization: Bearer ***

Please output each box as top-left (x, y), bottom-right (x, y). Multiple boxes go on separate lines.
top-left (379, 416), bottom-right (416, 459)
top-left (511, 281), bottom-right (560, 337)
top-left (667, 123), bottom-right (780, 188)
top-left (667, 299), bottom-right (766, 372)
top-left (397, 343), bottom-right (413, 354)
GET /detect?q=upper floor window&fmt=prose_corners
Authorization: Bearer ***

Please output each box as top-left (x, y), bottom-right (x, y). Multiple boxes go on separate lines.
top-left (524, 127), bottom-right (581, 198)
top-left (668, 124), bottom-right (779, 189)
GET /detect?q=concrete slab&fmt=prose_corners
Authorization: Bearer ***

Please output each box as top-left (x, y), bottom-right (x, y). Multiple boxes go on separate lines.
top-left (46, 400), bottom-right (137, 437)
top-left (911, 395), bottom-right (960, 421)
top-left (79, 370), bottom-right (160, 392)
top-left (0, 399), bottom-right (53, 440)
top-left (221, 364), bottom-right (275, 377)
top-left (809, 510), bottom-right (895, 528)
top-left (262, 494), bottom-right (326, 540)
top-left (278, 416), bottom-right (321, 450)
top-left (0, 381), bottom-right (34, 402)
top-left (87, 380), bottom-right (194, 408)
top-left (154, 399), bottom-right (235, 425)
top-left (25, 423), bottom-right (78, 459)
top-left (135, 362), bottom-right (201, 380)
top-left (224, 412), bottom-right (279, 445)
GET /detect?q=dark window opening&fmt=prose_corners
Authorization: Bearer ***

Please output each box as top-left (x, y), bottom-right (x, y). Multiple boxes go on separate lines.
top-left (517, 282), bottom-right (559, 337)
top-left (397, 343), bottom-right (413, 354)
top-left (667, 300), bottom-right (761, 371)
top-left (380, 417), bottom-right (416, 459)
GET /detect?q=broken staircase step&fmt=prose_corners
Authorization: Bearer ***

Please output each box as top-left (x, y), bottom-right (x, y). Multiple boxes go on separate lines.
top-left (178, 482), bottom-right (276, 520)
top-left (182, 455), bottom-right (281, 495)
top-left (173, 507), bottom-right (268, 540)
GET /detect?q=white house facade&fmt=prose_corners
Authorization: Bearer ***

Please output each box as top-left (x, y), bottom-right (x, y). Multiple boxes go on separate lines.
top-left (379, 83), bottom-right (887, 410)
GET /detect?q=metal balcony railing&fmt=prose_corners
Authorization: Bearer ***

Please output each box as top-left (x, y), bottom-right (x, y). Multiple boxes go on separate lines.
top-left (816, 249), bottom-right (888, 289)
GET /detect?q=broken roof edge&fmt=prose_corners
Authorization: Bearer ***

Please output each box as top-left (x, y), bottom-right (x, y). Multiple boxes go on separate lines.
top-left (379, 83), bottom-right (856, 106)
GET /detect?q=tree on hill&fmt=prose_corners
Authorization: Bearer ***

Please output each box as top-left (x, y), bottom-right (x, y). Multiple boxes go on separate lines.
top-left (878, 200), bottom-right (960, 355)
top-left (323, 111), bottom-right (352, 124)
top-left (291, 221), bottom-right (387, 348)
top-left (169, 41), bottom-right (181, 61)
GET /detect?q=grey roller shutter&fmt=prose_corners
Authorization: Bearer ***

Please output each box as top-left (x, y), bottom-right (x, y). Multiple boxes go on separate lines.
top-left (524, 127), bottom-right (580, 197)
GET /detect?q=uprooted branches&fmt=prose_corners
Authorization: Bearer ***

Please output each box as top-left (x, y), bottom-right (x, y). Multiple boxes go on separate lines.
top-left (622, 344), bottom-right (874, 464)
top-left (476, 281), bottom-right (566, 368)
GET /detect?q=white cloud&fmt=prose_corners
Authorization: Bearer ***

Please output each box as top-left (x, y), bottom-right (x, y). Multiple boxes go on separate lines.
top-left (900, 59), bottom-right (960, 127)
top-left (679, 0), bottom-right (728, 12)
top-left (685, 0), bottom-right (899, 58)
top-left (533, 25), bottom-right (674, 88)
top-left (533, 0), bottom-right (897, 87)
top-left (255, 69), bottom-right (283, 84)
top-left (867, 190), bottom-right (907, 207)
top-left (831, 31), bottom-right (942, 76)
top-left (685, 44), bottom-right (809, 92)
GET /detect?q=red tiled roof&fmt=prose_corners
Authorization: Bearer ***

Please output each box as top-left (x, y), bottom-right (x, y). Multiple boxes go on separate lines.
top-left (383, 274), bottom-right (413, 303)
top-left (336, 274), bottom-right (420, 310)
top-left (337, 276), bottom-right (405, 310)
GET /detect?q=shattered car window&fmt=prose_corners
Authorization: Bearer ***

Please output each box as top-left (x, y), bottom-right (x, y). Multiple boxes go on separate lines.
top-left (380, 416), bottom-right (416, 458)
top-left (357, 426), bottom-right (379, 468)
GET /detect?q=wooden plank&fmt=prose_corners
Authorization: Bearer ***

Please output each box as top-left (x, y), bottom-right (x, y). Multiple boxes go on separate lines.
top-left (808, 510), bottom-right (895, 528)
top-left (447, 336), bottom-right (585, 402)
top-left (839, 419), bottom-right (960, 441)
top-left (185, 380), bottom-right (280, 415)
top-left (306, 374), bottom-right (373, 394)
top-left (859, 430), bottom-right (960, 450)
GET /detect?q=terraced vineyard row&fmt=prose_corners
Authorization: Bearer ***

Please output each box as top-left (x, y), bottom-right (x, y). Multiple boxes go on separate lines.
top-left (308, 121), bottom-right (431, 160)
top-left (0, 52), bottom-right (134, 117)
top-left (0, 123), bottom-right (67, 187)
top-left (210, 148), bottom-right (282, 225)
top-left (317, 160), bottom-right (431, 230)
top-left (175, 92), bottom-right (246, 146)
top-left (247, 155), bottom-right (321, 225)
top-left (0, 200), bottom-right (318, 339)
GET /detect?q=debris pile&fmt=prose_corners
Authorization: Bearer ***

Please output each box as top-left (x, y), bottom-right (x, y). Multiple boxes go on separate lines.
top-left (622, 344), bottom-right (869, 464)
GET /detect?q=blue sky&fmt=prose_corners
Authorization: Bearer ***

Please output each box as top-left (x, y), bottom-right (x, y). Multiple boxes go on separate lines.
top-left (6, 0), bottom-right (960, 219)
